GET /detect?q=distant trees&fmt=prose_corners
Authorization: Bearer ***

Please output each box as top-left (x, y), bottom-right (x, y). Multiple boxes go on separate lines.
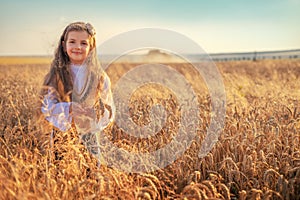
top-left (211, 50), bottom-right (300, 62)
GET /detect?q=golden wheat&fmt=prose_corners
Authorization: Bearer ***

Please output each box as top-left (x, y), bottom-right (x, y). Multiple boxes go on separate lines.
top-left (0, 59), bottom-right (299, 199)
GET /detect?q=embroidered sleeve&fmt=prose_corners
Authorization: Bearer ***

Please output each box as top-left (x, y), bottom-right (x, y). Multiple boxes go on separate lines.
top-left (41, 88), bottom-right (72, 131)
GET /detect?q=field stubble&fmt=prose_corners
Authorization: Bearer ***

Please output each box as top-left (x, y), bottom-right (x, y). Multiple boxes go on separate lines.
top-left (0, 59), bottom-right (299, 199)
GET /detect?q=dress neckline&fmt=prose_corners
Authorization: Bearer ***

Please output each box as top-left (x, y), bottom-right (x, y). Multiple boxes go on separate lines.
top-left (71, 63), bottom-right (91, 102)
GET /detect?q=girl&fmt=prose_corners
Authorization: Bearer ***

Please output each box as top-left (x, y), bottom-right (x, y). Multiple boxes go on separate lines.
top-left (40, 22), bottom-right (115, 163)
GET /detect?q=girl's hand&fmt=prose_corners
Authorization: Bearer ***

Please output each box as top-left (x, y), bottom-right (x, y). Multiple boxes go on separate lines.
top-left (71, 103), bottom-right (97, 133)
top-left (71, 102), bottom-right (96, 118)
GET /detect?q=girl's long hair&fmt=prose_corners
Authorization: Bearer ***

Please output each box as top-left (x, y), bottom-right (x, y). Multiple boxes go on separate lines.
top-left (41, 22), bottom-right (97, 101)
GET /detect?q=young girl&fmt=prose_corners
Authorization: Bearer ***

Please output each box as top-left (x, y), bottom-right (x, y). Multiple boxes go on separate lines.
top-left (40, 22), bottom-right (115, 163)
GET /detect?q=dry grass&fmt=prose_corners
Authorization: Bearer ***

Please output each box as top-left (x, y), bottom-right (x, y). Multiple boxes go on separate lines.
top-left (0, 58), bottom-right (299, 199)
top-left (0, 56), bottom-right (51, 65)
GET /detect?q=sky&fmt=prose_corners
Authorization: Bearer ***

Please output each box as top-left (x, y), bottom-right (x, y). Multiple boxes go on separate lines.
top-left (1, 0), bottom-right (300, 55)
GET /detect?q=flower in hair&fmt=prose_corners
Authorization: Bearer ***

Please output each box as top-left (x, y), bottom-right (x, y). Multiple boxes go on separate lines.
top-left (86, 23), bottom-right (96, 36)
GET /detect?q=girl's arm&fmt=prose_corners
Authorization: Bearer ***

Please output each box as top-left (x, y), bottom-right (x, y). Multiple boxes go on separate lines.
top-left (41, 88), bottom-right (72, 131)
top-left (94, 72), bottom-right (115, 131)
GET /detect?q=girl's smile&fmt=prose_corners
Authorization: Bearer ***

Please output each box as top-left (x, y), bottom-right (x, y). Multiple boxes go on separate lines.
top-left (64, 31), bottom-right (91, 65)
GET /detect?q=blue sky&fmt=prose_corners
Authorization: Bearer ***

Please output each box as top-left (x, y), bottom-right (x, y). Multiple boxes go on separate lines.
top-left (1, 0), bottom-right (300, 55)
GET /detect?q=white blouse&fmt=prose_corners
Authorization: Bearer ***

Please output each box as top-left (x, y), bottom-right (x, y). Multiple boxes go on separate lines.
top-left (41, 63), bottom-right (115, 132)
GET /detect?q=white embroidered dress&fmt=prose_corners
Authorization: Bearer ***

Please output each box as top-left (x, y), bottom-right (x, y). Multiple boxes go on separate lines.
top-left (41, 62), bottom-right (115, 163)
top-left (41, 63), bottom-right (114, 132)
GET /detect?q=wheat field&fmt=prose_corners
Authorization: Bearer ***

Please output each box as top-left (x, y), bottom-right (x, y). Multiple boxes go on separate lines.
top-left (0, 58), bottom-right (299, 199)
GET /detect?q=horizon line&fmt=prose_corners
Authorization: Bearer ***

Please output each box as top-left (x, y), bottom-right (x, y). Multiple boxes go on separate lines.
top-left (0, 48), bottom-right (299, 57)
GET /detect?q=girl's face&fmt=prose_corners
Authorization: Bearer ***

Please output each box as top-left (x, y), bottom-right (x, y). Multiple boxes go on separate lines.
top-left (65, 31), bottom-right (91, 65)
